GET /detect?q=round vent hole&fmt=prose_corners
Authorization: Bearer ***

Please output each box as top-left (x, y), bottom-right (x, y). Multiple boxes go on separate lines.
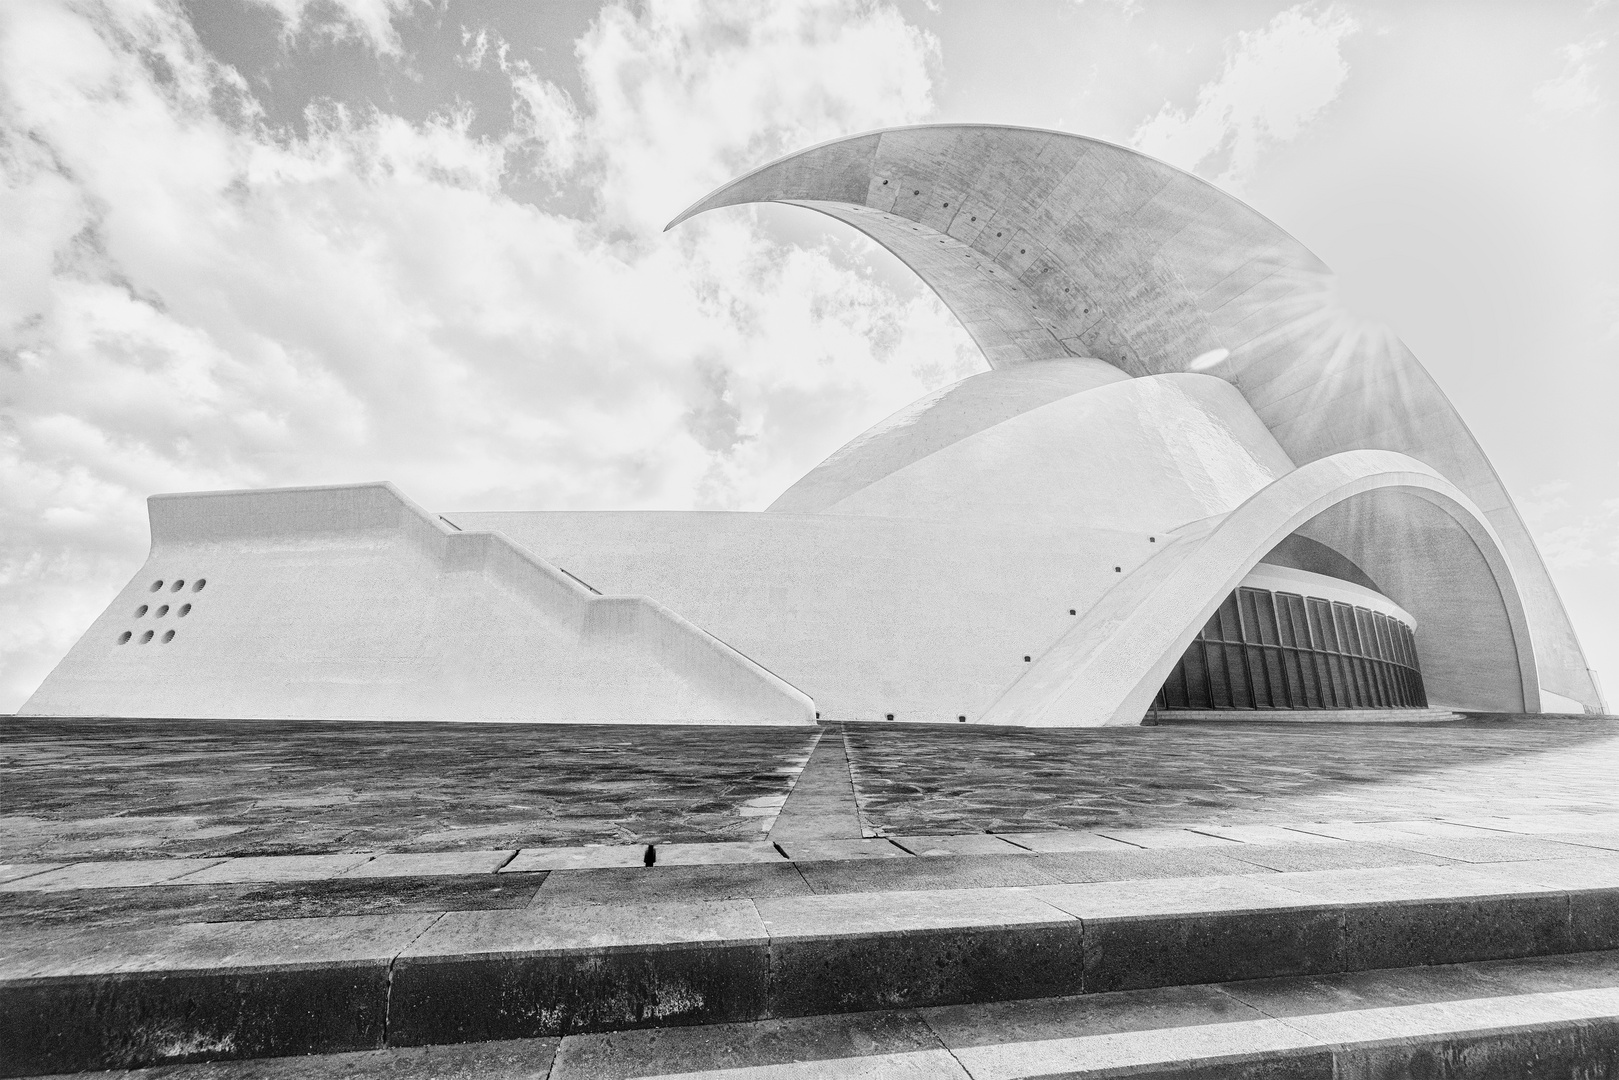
top-left (171, 579), bottom-right (185, 592)
top-left (135, 605), bottom-right (148, 618)
top-left (193, 579), bottom-right (207, 592)
top-left (155, 605), bottom-right (169, 617)
top-left (150, 580), bottom-right (164, 592)
top-left (140, 630), bottom-right (154, 644)
top-left (179, 603), bottom-right (191, 616)
top-left (162, 630), bottom-right (175, 643)
top-left (117, 631), bottom-right (132, 645)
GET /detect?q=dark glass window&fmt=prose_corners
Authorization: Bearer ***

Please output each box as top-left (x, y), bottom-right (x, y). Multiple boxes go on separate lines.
top-left (1155, 582), bottom-right (1425, 712)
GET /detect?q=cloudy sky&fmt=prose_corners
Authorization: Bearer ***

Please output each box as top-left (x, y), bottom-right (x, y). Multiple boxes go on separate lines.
top-left (1, 0), bottom-right (1615, 711)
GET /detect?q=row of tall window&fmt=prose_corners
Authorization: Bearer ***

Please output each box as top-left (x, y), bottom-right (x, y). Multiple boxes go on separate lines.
top-left (1155, 587), bottom-right (1426, 711)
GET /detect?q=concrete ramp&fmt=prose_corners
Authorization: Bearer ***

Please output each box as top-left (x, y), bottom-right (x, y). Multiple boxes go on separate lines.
top-left (22, 483), bottom-right (814, 725)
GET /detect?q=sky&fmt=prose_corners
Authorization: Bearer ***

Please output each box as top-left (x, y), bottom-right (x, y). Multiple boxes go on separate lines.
top-left (0, 0), bottom-right (1615, 712)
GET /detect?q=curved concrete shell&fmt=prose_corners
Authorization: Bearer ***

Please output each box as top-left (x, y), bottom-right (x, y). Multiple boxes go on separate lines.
top-left (672, 123), bottom-right (1602, 715)
top-left (22, 123), bottom-right (1603, 725)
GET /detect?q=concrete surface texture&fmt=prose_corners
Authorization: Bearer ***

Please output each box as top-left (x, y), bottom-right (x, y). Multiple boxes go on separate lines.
top-left (8, 714), bottom-right (1619, 1074)
top-left (21, 123), bottom-right (1603, 723)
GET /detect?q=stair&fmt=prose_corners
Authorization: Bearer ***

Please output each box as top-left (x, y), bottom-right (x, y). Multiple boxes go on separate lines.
top-left (9, 848), bottom-right (1619, 1076)
top-left (1147, 707), bottom-right (1465, 724)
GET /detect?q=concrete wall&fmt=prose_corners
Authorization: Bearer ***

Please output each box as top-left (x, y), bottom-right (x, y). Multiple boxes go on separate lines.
top-left (451, 510), bottom-right (1147, 723)
top-left (452, 365), bottom-right (1300, 723)
top-left (978, 451), bottom-right (1535, 726)
top-left (22, 483), bottom-right (814, 725)
top-left (673, 123), bottom-right (1601, 713)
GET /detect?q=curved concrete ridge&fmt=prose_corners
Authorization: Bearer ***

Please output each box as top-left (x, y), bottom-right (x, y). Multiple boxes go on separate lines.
top-left (23, 482), bottom-right (815, 725)
top-left (978, 451), bottom-right (1537, 727)
top-left (669, 123), bottom-right (1599, 713)
top-left (768, 357), bottom-right (1128, 514)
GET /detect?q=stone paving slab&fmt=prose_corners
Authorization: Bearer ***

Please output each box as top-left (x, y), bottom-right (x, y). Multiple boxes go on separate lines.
top-left (0, 864), bottom-right (62, 885)
top-left (34, 952), bottom-right (1619, 1079)
top-left (177, 854), bottom-right (376, 884)
top-left (843, 716), bottom-right (1619, 836)
top-left (654, 842), bottom-right (786, 866)
top-left (0, 718), bottom-right (817, 861)
top-left (502, 846), bottom-right (649, 873)
top-left (340, 851), bottom-right (515, 877)
top-left (772, 838), bottom-right (910, 861)
top-left (0, 858), bottom-right (227, 892)
top-left (4, 809), bottom-right (1616, 899)
top-left (889, 834), bottom-right (1031, 857)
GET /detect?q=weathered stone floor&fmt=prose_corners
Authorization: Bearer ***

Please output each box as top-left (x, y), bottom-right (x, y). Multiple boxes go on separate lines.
top-left (844, 715), bottom-right (1619, 835)
top-left (0, 718), bottom-right (817, 860)
top-left (7, 715), bottom-right (1619, 863)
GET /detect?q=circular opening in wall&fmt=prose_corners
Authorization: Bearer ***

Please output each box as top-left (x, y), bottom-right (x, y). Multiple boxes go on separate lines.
top-left (155, 605), bottom-right (169, 617)
top-left (162, 630), bottom-right (175, 643)
top-left (117, 631), bottom-right (132, 645)
top-left (192, 579), bottom-right (206, 592)
top-left (882, 179), bottom-right (888, 185)
top-left (150, 580), bottom-right (164, 592)
top-left (178, 603), bottom-right (191, 616)
top-left (135, 605), bottom-right (148, 618)
top-left (970, 215), bottom-right (976, 221)
top-left (171, 579), bottom-right (185, 592)
top-left (943, 202), bottom-right (949, 207)
top-left (996, 232), bottom-right (1002, 237)
top-left (1020, 248), bottom-right (1026, 254)
top-left (912, 189), bottom-right (919, 195)
top-left (140, 630), bottom-right (154, 644)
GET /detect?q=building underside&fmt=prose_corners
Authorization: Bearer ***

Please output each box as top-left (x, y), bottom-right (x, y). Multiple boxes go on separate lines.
top-left (22, 125), bottom-right (1606, 725)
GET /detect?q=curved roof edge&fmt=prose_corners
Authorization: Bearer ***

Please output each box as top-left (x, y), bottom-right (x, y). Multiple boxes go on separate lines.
top-left (670, 124), bottom-right (1603, 713)
top-left (979, 450), bottom-right (1538, 725)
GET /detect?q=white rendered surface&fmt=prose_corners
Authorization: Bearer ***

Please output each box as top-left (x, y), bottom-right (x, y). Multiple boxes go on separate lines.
top-left (673, 123), bottom-right (1599, 713)
top-left (27, 124), bottom-right (1587, 726)
top-left (21, 483), bottom-right (813, 725)
top-left (980, 451), bottom-right (1535, 726)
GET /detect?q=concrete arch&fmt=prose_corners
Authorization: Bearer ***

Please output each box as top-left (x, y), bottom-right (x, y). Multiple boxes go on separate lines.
top-left (977, 450), bottom-right (1537, 727)
top-left (671, 124), bottom-right (1601, 712)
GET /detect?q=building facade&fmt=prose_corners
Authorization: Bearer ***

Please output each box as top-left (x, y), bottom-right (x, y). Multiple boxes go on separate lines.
top-left (22, 125), bottom-right (1606, 725)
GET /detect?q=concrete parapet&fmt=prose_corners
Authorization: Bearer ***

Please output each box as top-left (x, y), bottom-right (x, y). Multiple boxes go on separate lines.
top-left (22, 483), bottom-right (814, 725)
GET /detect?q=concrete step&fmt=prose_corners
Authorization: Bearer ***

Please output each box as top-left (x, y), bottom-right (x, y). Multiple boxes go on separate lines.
top-left (36, 950), bottom-right (1619, 1078)
top-left (1147, 707), bottom-right (1466, 724)
top-left (9, 853), bottom-right (1619, 1075)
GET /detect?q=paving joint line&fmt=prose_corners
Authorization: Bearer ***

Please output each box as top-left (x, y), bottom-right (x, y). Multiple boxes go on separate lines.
top-left (384, 910), bottom-right (447, 1048)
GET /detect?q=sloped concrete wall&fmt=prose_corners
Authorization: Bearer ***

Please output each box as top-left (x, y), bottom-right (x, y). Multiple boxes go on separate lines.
top-left (22, 483), bottom-right (814, 725)
top-left (979, 451), bottom-right (1535, 726)
top-left (673, 123), bottom-right (1601, 713)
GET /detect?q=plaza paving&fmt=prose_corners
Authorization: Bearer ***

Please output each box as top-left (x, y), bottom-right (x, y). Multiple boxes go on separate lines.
top-left (7, 712), bottom-right (1619, 1076)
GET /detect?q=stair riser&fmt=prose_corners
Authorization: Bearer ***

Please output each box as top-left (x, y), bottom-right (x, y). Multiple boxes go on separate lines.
top-left (8, 889), bottom-right (1619, 1077)
top-left (1097, 1018), bottom-right (1619, 1079)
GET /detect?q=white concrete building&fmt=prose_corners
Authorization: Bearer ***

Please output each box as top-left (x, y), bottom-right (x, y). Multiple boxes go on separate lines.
top-left (22, 125), bottom-right (1607, 725)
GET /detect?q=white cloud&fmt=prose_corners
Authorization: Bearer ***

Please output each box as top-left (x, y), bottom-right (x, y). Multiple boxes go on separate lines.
top-left (1534, 38), bottom-right (1608, 113)
top-left (245, 0), bottom-right (423, 56)
top-left (1522, 482), bottom-right (1619, 570)
top-left (1131, 3), bottom-right (1359, 187)
top-left (0, 0), bottom-right (976, 708)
